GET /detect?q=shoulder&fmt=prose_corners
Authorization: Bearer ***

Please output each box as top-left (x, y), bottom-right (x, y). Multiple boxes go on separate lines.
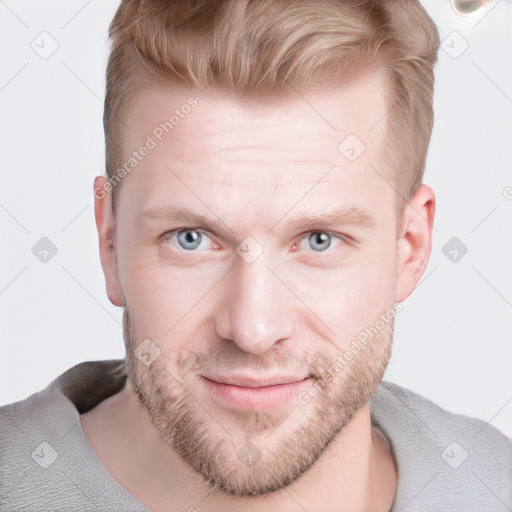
top-left (0, 360), bottom-right (144, 511)
top-left (370, 380), bottom-right (512, 511)
top-left (0, 380), bottom-right (85, 509)
top-left (371, 380), bottom-right (511, 447)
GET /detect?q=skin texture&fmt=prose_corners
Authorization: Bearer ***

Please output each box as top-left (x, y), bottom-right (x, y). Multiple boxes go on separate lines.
top-left (81, 67), bottom-right (435, 511)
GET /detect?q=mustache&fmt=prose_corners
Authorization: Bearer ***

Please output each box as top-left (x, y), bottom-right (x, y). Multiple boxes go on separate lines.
top-left (182, 345), bottom-right (334, 380)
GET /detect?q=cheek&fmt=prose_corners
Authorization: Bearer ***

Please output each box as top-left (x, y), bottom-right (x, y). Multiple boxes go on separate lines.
top-left (290, 241), bottom-right (397, 346)
top-left (118, 250), bottom-right (223, 341)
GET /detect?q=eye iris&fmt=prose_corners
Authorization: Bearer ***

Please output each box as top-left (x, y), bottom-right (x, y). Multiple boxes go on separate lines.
top-left (309, 232), bottom-right (331, 251)
top-left (177, 229), bottom-right (202, 250)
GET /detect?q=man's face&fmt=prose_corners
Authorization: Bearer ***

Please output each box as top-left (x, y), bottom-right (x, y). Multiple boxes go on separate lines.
top-left (109, 69), bottom-right (404, 496)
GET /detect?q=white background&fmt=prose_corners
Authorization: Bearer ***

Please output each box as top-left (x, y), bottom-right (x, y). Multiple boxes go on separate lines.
top-left (1, 0), bottom-right (511, 437)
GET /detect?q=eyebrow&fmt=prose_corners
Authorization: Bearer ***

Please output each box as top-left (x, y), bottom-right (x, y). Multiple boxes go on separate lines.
top-left (141, 204), bottom-right (375, 233)
top-left (278, 207), bottom-right (375, 232)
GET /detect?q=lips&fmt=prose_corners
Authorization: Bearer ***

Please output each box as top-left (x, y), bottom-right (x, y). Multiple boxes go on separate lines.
top-left (201, 374), bottom-right (310, 388)
top-left (200, 373), bottom-right (313, 410)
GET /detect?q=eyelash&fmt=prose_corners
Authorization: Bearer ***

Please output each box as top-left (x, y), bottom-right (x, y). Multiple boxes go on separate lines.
top-left (160, 228), bottom-right (348, 255)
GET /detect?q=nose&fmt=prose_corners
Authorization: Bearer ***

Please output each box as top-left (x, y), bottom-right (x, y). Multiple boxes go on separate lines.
top-left (214, 254), bottom-right (295, 355)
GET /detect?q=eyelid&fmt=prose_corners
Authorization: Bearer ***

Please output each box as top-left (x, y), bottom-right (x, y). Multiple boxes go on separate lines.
top-left (161, 227), bottom-right (215, 250)
top-left (305, 230), bottom-right (349, 241)
top-left (298, 231), bottom-right (348, 252)
top-left (161, 227), bottom-right (210, 238)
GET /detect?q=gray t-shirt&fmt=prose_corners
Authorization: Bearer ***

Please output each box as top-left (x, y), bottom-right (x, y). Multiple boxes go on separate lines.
top-left (1, 360), bottom-right (511, 511)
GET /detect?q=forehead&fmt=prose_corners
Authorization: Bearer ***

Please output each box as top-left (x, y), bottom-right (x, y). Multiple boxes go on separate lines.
top-left (117, 68), bottom-right (393, 225)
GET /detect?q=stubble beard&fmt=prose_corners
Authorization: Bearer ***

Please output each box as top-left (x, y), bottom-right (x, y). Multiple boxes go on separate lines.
top-left (122, 307), bottom-right (394, 498)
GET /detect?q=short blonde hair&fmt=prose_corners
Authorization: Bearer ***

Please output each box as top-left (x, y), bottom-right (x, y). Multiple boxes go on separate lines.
top-left (104, 0), bottom-right (440, 212)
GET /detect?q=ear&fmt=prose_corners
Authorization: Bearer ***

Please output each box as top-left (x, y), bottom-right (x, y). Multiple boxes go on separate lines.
top-left (395, 184), bottom-right (436, 302)
top-left (93, 176), bottom-right (123, 307)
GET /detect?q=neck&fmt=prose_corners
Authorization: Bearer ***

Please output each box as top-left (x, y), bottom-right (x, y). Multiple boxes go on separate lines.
top-left (80, 379), bottom-right (397, 512)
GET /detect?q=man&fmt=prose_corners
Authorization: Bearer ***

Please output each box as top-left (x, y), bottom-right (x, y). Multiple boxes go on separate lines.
top-left (1, 1), bottom-right (510, 511)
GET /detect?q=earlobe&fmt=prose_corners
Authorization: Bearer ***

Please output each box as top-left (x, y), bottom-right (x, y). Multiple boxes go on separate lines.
top-left (93, 176), bottom-right (123, 307)
top-left (395, 184), bottom-right (436, 302)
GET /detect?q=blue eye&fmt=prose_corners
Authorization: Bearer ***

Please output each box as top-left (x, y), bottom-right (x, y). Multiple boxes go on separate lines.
top-left (308, 232), bottom-right (332, 251)
top-left (176, 229), bottom-right (203, 250)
